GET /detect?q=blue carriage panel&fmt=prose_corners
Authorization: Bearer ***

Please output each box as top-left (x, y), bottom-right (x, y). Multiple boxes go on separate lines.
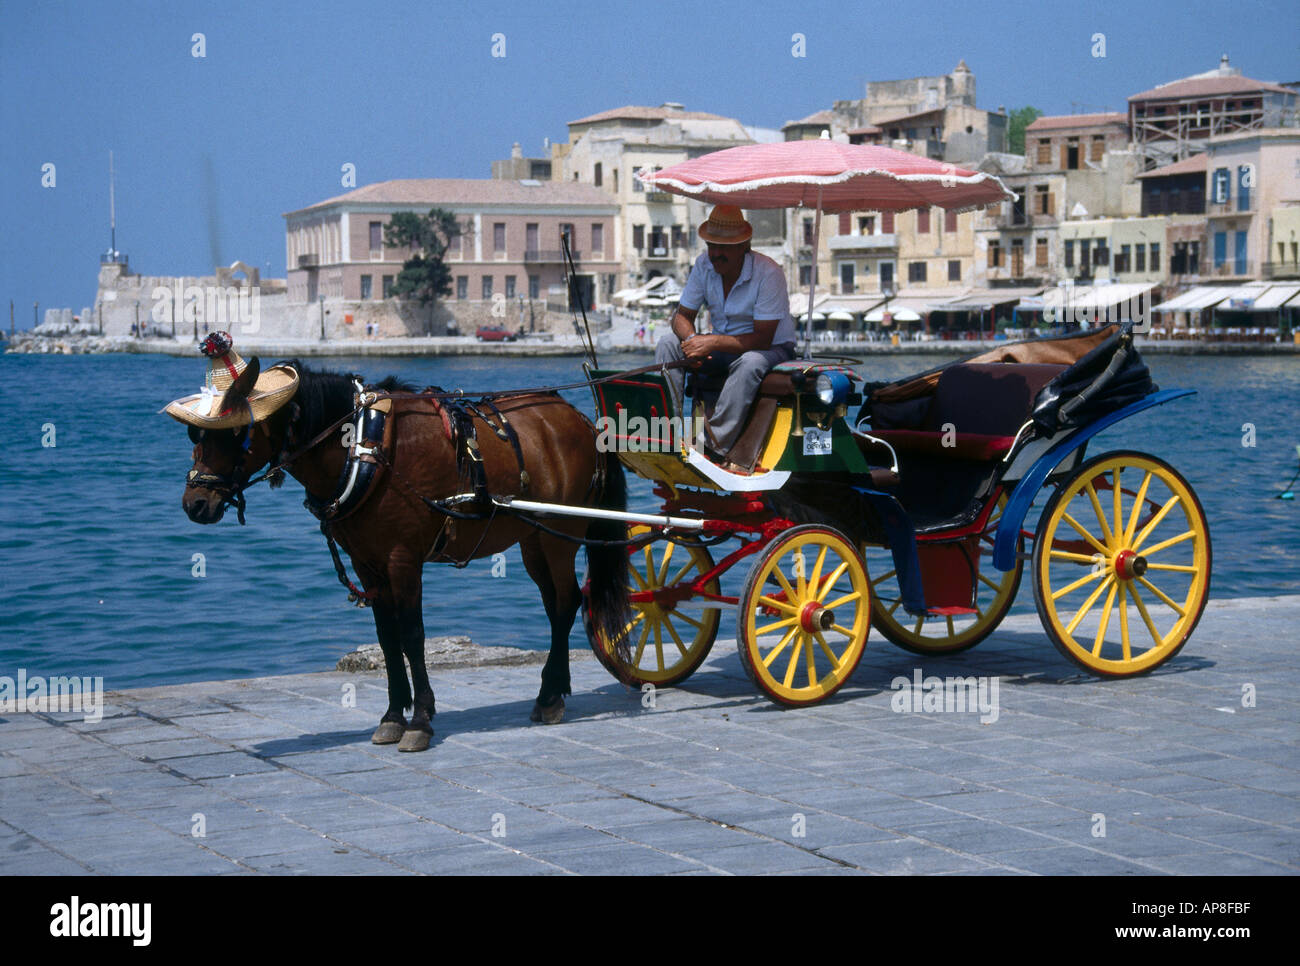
top-left (991, 388), bottom-right (1197, 572)
top-left (852, 486), bottom-right (927, 615)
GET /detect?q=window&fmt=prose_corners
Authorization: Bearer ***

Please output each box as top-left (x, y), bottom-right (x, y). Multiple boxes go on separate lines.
top-left (1235, 230), bottom-right (1248, 274)
top-left (1010, 239), bottom-right (1024, 276)
top-left (1150, 243), bottom-right (1160, 272)
top-left (1079, 240), bottom-right (1091, 273)
top-left (944, 209), bottom-right (957, 233)
top-left (456, 276), bottom-right (467, 300)
top-left (382, 275), bottom-right (394, 298)
top-left (799, 265), bottom-right (812, 286)
top-left (528, 275), bottom-right (540, 299)
top-left (632, 168), bottom-right (644, 192)
top-left (525, 223), bottom-right (539, 253)
top-left (633, 225), bottom-right (645, 250)
top-left (948, 259), bottom-right (961, 281)
top-left (1035, 237), bottom-right (1047, 267)
top-left (1136, 244), bottom-right (1146, 272)
top-left (838, 212), bottom-right (852, 235)
top-left (559, 224), bottom-right (574, 253)
top-left (593, 162), bottom-right (602, 187)
top-left (649, 227), bottom-right (666, 253)
top-left (613, 170), bottom-right (618, 193)
top-left (591, 223), bottom-right (603, 254)
top-left (360, 275), bottom-right (372, 300)
top-left (859, 216), bottom-right (874, 235)
top-left (1212, 168), bottom-right (1231, 205)
top-left (840, 262), bottom-right (855, 293)
top-left (1093, 242), bottom-right (1109, 267)
top-left (493, 222), bottom-right (506, 253)
top-left (879, 262), bottom-right (894, 288)
top-left (1066, 137), bottom-right (1079, 170)
top-left (1238, 165), bottom-right (1251, 211)
top-left (916, 208), bottom-right (930, 233)
top-left (988, 239), bottom-right (1002, 268)
top-left (803, 217), bottom-right (815, 246)
top-left (482, 276), bottom-right (493, 299)
top-left (1036, 138), bottom-right (1051, 166)
top-left (1116, 244), bottom-right (1131, 273)
top-left (1011, 192), bottom-right (1027, 226)
top-left (882, 212), bottom-right (895, 233)
top-left (1213, 231), bottom-right (1227, 268)
top-left (1064, 239), bottom-right (1074, 269)
top-left (1035, 185), bottom-right (1055, 216)
top-left (671, 224), bottom-right (685, 249)
top-left (1090, 135), bottom-right (1105, 162)
top-left (908, 261), bottom-right (927, 283)
top-left (501, 275), bottom-right (513, 299)
top-left (369, 222), bottom-right (383, 252)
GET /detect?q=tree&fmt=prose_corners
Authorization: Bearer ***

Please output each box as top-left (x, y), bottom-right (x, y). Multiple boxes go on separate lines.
top-left (383, 209), bottom-right (462, 334)
top-left (1007, 106), bottom-right (1044, 157)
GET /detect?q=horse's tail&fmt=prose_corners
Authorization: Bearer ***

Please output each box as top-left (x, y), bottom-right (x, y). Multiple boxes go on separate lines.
top-left (586, 452), bottom-right (633, 664)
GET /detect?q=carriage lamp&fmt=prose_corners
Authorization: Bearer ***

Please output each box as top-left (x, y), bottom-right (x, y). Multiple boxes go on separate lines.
top-left (815, 371), bottom-right (851, 413)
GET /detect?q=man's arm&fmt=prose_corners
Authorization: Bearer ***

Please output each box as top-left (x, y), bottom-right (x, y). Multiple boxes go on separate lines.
top-left (683, 320), bottom-right (777, 359)
top-left (670, 304), bottom-right (698, 342)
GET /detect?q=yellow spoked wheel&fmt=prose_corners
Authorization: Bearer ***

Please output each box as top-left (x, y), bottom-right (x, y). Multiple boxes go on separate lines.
top-left (1033, 451), bottom-right (1211, 677)
top-left (866, 494), bottom-right (1023, 655)
top-left (737, 525), bottom-right (871, 706)
top-left (584, 525), bottom-right (721, 687)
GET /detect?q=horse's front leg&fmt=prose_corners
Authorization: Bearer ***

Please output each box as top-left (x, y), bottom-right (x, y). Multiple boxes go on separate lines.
top-left (362, 569), bottom-right (410, 745)
top-left (388, 560), bottom-right (435, 753)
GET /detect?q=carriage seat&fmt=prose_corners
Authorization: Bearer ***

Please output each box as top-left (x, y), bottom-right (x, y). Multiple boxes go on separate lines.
top-left (868, 362), bottom-right (1067, 461)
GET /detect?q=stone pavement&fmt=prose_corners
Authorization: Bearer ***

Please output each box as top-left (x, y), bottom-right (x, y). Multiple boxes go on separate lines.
top-left (2, 595), bottom-right (1297, 875)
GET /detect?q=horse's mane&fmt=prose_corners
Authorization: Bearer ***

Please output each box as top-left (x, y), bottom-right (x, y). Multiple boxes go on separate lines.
top-left (278, 359), bottom-right (417, 439)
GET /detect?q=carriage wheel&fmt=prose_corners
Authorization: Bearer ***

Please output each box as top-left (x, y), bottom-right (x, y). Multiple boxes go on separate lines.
top-left (866, 494), bottom-right (1023, 655)
top-left (1033, 451), bottom-right (1210, 677)
top-left (584, 525), bottom-right (720, 687)
top-left (737, 525), bottom-right (871, 706)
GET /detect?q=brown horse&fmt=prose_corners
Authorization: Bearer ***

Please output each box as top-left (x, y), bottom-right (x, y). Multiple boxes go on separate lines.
top-left (179, 357), bottom-right (630, 752)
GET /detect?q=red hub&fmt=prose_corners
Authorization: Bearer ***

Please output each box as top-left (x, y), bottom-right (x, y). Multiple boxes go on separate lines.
top-left (1113, 549), bottom-right (1148, 580)
top-left (799, 601), bottom-right (835, 633)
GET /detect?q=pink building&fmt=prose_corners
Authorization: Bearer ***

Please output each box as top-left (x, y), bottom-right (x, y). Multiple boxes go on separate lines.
top-left (282, 179), bottom-right (620, 312)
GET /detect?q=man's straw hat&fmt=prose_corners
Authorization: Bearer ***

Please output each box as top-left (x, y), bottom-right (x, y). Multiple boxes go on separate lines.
top-left (163, 331), bottom-right (299, 429)
top-left (698, 205), bottom-right (753, 245)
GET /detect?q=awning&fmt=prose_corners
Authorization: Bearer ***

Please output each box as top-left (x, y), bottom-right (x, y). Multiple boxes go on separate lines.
top-left (1251, 284), bottom-right (1300, 310)
top-left (1063, 282), bottom-right (1156, 311)
top-left (819, 295), bottom-right (887, 317)
top-left (865, 304), bottom-right (923, 323)
top-left (789, 291), bottom-right (831, 316)
top-left (931, 287), bottom-right (1044, 311)
top-left (1152, 286), bottom-right (1240, 312)
top-left (1216, 282), bottom-right (1284, 311)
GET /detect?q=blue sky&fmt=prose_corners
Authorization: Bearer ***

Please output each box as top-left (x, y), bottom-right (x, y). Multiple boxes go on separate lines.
top-left (2, 0), bottom-right (1294, 320)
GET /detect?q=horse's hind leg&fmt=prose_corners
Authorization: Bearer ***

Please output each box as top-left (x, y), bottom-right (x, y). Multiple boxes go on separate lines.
top-left (521, 533), bottom-right (580, 724)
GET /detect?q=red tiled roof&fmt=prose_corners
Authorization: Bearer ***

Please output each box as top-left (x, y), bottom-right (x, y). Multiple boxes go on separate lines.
top-left (1025, 112), bottom-right (1128, 131)
top-left (286, 179), bottom-right (615, 216)
top-left (1136, 153), bottom-right (1208, 179)
top-left (1128, 75), bottom-right (1294, 102)
top-left (568, 105), bottom-right (730, 126)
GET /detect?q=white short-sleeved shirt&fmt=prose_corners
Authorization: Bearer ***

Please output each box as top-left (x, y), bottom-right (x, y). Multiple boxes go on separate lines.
top-left (679, 251), bottom-right (797, 347)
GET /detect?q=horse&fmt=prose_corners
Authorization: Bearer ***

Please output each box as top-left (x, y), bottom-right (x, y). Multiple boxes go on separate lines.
top-left (178, 356), bottom-right (631, 752)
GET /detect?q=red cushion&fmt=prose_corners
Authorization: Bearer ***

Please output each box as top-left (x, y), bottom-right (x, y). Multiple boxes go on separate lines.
top-left (868, 429), bottom-right (1017, 461)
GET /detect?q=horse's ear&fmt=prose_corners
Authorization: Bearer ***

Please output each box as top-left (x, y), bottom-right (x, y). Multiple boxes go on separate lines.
top-left (220, 356), bottom-right (260, 416)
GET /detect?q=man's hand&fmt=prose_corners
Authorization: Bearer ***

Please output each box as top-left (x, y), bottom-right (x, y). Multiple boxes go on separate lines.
top-left (682, 333), bottom-right (715, 361)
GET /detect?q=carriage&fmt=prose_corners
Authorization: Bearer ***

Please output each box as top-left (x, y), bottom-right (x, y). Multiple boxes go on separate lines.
top-left (575, 319), bottom-right (1211, 706)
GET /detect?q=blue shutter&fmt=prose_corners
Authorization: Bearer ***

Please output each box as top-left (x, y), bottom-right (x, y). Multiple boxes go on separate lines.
top-left (1234, 231), bottom-right (1247, 275)
top-left (1237, 165), bottom-right (1251, 212)
top-left (1213, 231), bottom-right (1227, 268)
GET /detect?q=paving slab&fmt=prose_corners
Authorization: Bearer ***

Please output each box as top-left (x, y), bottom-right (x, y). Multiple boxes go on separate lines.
top-left (2, 594), bottom-right (1297, 875)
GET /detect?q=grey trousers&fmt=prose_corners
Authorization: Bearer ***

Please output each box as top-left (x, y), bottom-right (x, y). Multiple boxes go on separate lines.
top-left (655, 336), bottom-right (796, 452)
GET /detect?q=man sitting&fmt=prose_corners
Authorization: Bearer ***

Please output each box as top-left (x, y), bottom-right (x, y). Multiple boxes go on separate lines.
top-left (655, 205), bottom-right (797, 471)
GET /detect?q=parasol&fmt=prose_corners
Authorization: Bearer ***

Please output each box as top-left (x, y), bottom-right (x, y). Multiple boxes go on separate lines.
top-left (640, 137), bottom-right (1015, 356)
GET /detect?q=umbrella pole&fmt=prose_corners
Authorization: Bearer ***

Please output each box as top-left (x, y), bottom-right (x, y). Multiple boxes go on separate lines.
top-left (803, 188), bottom-right (822, 360)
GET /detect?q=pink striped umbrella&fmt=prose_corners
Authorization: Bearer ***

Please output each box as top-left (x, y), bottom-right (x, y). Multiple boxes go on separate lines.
top-left (640, 139), bottom-right (1015, 355)
top-left (640, 139), bottom-right (1014, 212)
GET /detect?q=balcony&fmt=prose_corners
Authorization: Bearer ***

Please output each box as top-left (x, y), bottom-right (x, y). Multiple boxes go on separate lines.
top-left (1207, 260), bottom-right (1257, 279)
top-left (829, 233), bottom-right (897, 252)
top-left (645, 191), bottom-right (674, 204)
top-left (1262, 261), bottom-right (1300, 280)
top-left (297, 254), bottom-right (319, 268)
top-left (524, 249), bottom-right (582, 263)
top-left (1206, 201), bottom-right (1254, 217)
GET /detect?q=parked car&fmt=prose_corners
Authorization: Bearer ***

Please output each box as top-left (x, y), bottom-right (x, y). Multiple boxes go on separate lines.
top-left (475, 325), bottom-right (517, 342)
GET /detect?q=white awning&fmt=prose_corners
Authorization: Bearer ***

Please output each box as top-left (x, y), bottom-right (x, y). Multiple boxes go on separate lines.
top-left (1252, 284), bottom-right (1300, 310)
top-left (1218, 282), bottom-right (1288, 311)
top-left (1064, 282), bottom-right (1156, 311)
top-left (1152, 286), bottom-right (1239, 312)
top-left (932, 287), bottom-right (1044, 311)
top-left (865, 303), bottom-right (924, 323)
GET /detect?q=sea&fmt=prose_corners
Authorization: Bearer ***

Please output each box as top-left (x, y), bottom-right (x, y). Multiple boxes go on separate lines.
top-left (1, 348), bottom-right (1297, 689)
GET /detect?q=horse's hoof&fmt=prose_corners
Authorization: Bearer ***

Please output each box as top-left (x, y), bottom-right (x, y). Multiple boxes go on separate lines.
top-left (397, 728), bottom-right (432, 753)
top-left (530, 697), bottom-right (565, 725)
top-left (371, 721), bottom-right (406, 745)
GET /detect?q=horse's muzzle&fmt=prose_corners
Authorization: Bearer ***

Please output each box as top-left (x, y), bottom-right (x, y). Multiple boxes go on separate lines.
top-left (183, 488), bottom-right (227, 524)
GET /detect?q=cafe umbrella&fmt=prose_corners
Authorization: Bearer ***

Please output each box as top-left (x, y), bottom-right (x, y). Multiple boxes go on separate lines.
top-left (639, 137), bottom-right (1016, 356)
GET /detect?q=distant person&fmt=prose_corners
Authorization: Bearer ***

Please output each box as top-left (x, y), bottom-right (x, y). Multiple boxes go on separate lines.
top-left (654, 205), bottom-right (796, 469)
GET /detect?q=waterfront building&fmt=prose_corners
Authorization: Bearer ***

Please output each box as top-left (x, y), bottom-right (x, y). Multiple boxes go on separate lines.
top-left (282, 179), bottom-right (619, 336)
